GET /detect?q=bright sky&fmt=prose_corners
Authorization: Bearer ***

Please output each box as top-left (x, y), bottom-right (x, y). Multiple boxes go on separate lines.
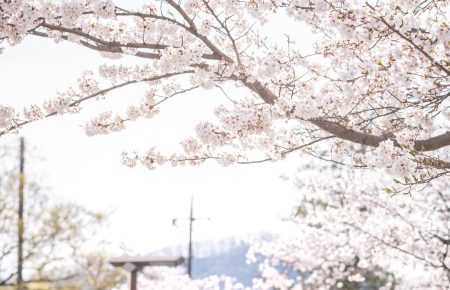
top-left (0, 14), bottom-right (307, 255)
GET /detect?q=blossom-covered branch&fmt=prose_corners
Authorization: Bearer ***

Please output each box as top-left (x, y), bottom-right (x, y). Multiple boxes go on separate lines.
top-left (1, 0), bottom-right (449, 182)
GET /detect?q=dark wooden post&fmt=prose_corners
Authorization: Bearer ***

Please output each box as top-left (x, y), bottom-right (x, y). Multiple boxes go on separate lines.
top-left (130, 269), bottom-right (137, 290)
top-left (17, 137), bottom-right (25, 290)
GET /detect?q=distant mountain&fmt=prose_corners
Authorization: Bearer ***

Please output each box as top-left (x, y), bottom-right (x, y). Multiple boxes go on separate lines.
top-left (152, 232), bottom-right (277, 286)
top-left (191, 241), bottom-right (256, 286)
top-left (151, 232), bottom-right (393, 289)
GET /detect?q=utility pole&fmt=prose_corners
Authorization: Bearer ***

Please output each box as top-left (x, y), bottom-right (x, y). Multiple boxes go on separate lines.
top-left (187, 196), bottom-right (193, 277)
top-left (17, 137), bottom-right (25, 290)
top-left (172, 196), bottom-right (210, 278)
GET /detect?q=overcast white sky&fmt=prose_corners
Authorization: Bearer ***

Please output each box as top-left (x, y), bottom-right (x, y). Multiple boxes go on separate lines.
top-left (0, 2), bottom-right (313, 256)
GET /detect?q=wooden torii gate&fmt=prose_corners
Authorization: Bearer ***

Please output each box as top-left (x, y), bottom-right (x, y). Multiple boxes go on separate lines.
top-left (109, 256), bottom-right (184, 290)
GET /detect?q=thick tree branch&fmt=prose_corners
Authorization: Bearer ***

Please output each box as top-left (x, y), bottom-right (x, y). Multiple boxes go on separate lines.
top-left (42, 22), bottom-right (167, 50)
top-left (309, 119), bottom-right (391, 147)
top-left (116, 3), bottom-right (233, 62)
top-left (238, 76), bottom-right (450, 152)
top-left (33, 25), bottom-right (222, 60)
top-left (311, 119), bottom-right (450, 152)
top-left (31, 30), bottom-right (162, 59)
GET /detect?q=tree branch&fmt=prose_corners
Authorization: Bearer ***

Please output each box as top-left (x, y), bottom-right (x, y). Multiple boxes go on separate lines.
top-left (238, 78), bottom-right (450, 152)
top-left (0, 70), bottom-right (194, 137)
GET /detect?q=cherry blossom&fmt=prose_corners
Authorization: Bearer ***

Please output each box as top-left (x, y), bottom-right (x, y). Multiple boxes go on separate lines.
top-left (138, 267), bottom-right (245, 290)
top-left (1, 3), bottom-right (449, 288)
top-left (0, 0), bottom-right (449, 183)
top-left (247, 164), bottom-right (450, 289)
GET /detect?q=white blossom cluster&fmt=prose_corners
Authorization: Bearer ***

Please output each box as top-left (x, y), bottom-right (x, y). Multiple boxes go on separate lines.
top-left (98, 64), bottom-right (154, 83)
top-left (0, 106), bottom-right (15, 128)
top-left (91, 0), bottom-right (115, 19)
top-left (138, 267), bottom-right (246, 290)
top-left (84, 111), bottom-right (124, 136)
top-left (0, 0), bottom-right (117, 44)
top-left (364, 140), bottom-right (416, 178)
top-left (23, 104), bottom-right (44, 121)
top-left (42, 92), bottom-right (73, 115)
